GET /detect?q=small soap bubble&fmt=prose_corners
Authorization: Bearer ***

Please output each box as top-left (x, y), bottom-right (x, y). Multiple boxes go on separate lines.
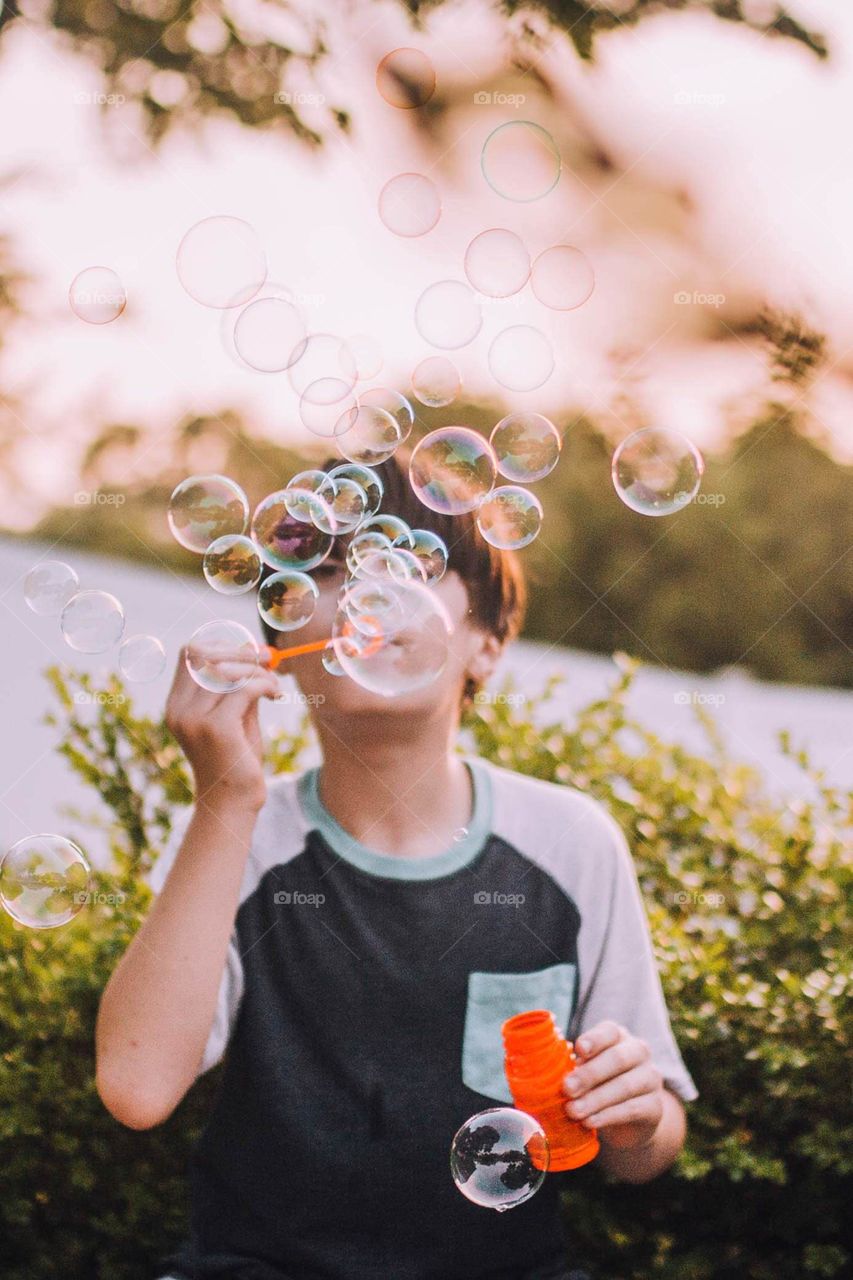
top-left (176, 216), bottom-right (267, 309)
top-left (488, 326), bottom-right (554, 392)
top-left (477, 486), bottom-right (543, 549)
top-left (321, 643), bottom-right (346, 677)
top-left (257, 571), bottom-right (319, 632)
top-left (348, 334), bottom-right (383, 380)
top-left (464, 229), bottom-right (530, 298)
top-left (378, 173), bottom-right (441, 238)
top-left (415, 281), bottom-right (482, 351)
top-left (396, 529), bottom-right (448, 583)
top-left (481, 121), bottom-right (561, 203)
top-left (412, 356), bottom-right (461, 408)
top-left (612, 428), bottom-right (704, 516)
top-left (328, 464), bottom-right (383, 516)
top-left (347, 530), bottom-right (394, 575)
top-left (299, 384), bottom-right (358, 438)
top-left (168, 475), bottom-right (250, 553)
top-left (376, 48), bottom-right (436, 109)
top-left (358, 514), bottom-right (414, 547)
top-left (358, 387), bottom-right (415, 444)
top-left (185, 620), bottom-right (259, 693)
top-left (203, 534), bottom-right (262, 594)
top-left (252, 492), bottom-right (334, 572)
top-left (490, 413), bottom-right (561, 483)
top-left (337, 405), bottom-right (402, 466)
top-left (289, 333), bottom-right (358, 402)
top-left (0, 834), bottom-right (91, 930)
top-left (233, 296), bottom-right (305, 371)
top-left (69, 266), bottom-right (127, 324)
top-left (60, 590), bottom-right (125, 653)
top-left (285, 470), bottom-right (329, 522)
top-left (450, 1108), bottom-right (549, 1211)
top-left (118, 634), bottom-right (167, 682)
top-left (409, 427), bottom-right (497, 515)
top-left (333, 578), bottom-right (452, 697)
top-left (24, 561), bottom-right (79, 616)
top-left (530, 245), bottom-right (594, 311)
top-left (318, 476), bottom-right (367, 533)
top-left (452, 826), bottom-right (469, 842)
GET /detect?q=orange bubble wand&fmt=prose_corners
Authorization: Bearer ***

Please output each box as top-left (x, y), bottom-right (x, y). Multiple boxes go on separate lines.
top-left (261, 616), bottom-right (384, 671)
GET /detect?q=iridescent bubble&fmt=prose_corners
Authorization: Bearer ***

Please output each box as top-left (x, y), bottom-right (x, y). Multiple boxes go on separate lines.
top-left (176, 216), bottom-right (267, 309)
top-left (358, 387), bottom-right (415, 444)
top-left (409, 427), bottom-right (497, 515)
top-left (476, 486), bottom-right (543, 549)
top-left (283, 485), bottom-right (339, 536)
top-left (118, 634), bottom-right (167, 682)
top-left (353, 547), bottom-right (423, 585)
top-left (378, 173), bottom-right (441, 238)
top-left (203, 534), bottom-right (262, 594)
top-left (464, 229), bottom-right (530, 298)
top-left (289, 333), bottom-right (358, 401)
top-left (233, 296), bottom-right (305, 371)
top-left (450, 1108), bottom-right (549, 1212)
top-left (257, 571), bottom-right (319, 632)
top-left (299, 384), bottom-right (358, 438)
top-left (488, 326), bottom-right (554, 392)
top-left (24, 561), bottom-right (79, 616)
top-left (376, 47), bottom-right (436, 109)
top-left (337, 405), bottom-right (401, 466)
top-left (348, 334), bottom-right (383, 379)
top-left (490, 412), bottom-right (561, 483)
top-left (186, 620), bottom-right (259, 693)
top-left (285, 469), bottom-right (329, 522)
top-left (396, 529), bottom-right (448, 583)
top-left (612, 428), bottom-right (704, 516)
top-left (318, 476), bottom-right (367, 533)
top-left (328, 463), bottom-right (383, 516)
top-left (333, 578), bottom-right (452, 697)
top-left (68, 267), bottom-right (127, 324)
top-left (252, 491), bottom-right (334, 571)
top-left (412, 356), bottom-right (461, 408)
top-left (415, 281), bottom-right (482, 351)
top-left (0, 834), bottom-right (91, 930)
top-left (168, 475), bottom-right (250, 553)
top-left (481, 121), bottom-right (561, 203)
top-left (358, 514), bottom-right (414, 546)
top-left (530, 245), bottom-right (594, 311)
top-left (346, 530), bottom-right (393, 575)
top-left (60, 590), bottom-right (125, 653)
top-left (321, 643), bottom-right (346, 677)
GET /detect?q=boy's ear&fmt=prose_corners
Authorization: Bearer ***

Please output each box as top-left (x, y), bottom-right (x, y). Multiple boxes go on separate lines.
top-left (466, 632), bottom-right (503, 686)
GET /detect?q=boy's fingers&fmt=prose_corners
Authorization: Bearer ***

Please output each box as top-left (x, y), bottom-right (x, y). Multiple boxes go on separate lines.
top-left (574, 1020), bottom-right (623, 1060)
top-left (565, 1063), bottom-right (662, 1121)
top-left (565, 1024), bottom-right (647, 1098)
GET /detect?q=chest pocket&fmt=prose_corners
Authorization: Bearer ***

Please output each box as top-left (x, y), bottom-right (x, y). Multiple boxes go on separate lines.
top-left (461, 963), bottom-right (577, 1103)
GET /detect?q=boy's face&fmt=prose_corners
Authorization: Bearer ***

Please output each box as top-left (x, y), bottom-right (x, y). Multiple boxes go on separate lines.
top-left (267, 546), bottom-right (497, 729)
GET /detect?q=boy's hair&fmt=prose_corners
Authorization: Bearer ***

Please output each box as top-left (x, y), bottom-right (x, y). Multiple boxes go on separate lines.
top-left (258, 453), bottom-right (527, 689)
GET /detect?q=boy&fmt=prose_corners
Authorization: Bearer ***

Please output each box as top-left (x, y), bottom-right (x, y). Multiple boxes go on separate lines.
top-left (96, 456), bottom-right (698, 1280)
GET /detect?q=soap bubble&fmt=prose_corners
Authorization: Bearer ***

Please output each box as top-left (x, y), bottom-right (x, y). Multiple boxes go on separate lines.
top-left (60, 590), bottom-right (125, 653)
top-left (318, 476), bottom-right (368, 532)
top-left (412, 356), bottom-right (461, 408)
top-left (299, 384), bottom-right (358, 438)
top-left (257, 571), bottom-right (319, 632)
top-left (176, 216), bottom-right (266, 309)
top-left (284, 484), bottom-right (339, 536)
top-left (378, 173), bottom-right (441, 238)
top-left (476, 486), bottom-right (543, 549)
top-left (612, 428), bottom-right (704, 516)
top-left (322, 643), bottom-right (346, 676)
top-left (347, 530), bottom-right (393, 575)
top-left (353, 546), bottom-right (423, 586)
top-left (328, 463), bottom-right (383, 516)
top-left (396, 529), bottom-right (448, 583)
top-left (358, 387), bottom-right (415, 444)
top-left (285, 469), bottom-right (329, 521)
top-left (530, 245), bottom-right (594, 311)
top-left (68, 267), bottom-right (127, 324)
top-left (0, 835), bottom-right (91, 930)
top-left (415, 281), bottom-right (482, 350)
top-left (464, 229), bottom-right (530, 298)
top-left (332, 578), bottom-right (452, 697)
top-left (24, 561), bottom-right (79, 616)
top-left (252, 491), bottom-right (334, 571)
top-left (118, 634), bottom-right (167, 682)
top-left (376, 48), bottom-right (435, 109)
top-left (337, 405), bottom-right (402, 466)
top-left (185, 620), bottom-right (259, 692)
top-left (203, 534), bottom-right (262, 594)
top-left (488, 326), bottom-right (554, 392)
top-left (409, 427), bottom-right (497, 515)
top-left (481, 121), bottom-right (561, 202)
top-left (357, 514), bottom-right (414, 546)
top-left (348, 334), bottom-right (383, 379)
top-left (289, 333), bottom-right (358, 401)
top-left (233, 296), bottom-right (305, 371)
top-left (450, 1108), bottom-right (549, 1212)
top-left (168, 475), bottom-right (250, 553)
top-left (490, 412), bottom-right (561, 483)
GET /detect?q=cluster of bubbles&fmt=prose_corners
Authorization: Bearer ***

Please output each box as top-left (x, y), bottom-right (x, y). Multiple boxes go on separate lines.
top-left (23, 560), bottom-right (166, 681)
top-left (450, 1107), bottom-right (550, 1211)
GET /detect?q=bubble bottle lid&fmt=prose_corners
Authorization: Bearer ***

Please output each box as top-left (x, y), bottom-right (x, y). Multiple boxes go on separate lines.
top-left (502, 1009), bottom-right (600, 1172)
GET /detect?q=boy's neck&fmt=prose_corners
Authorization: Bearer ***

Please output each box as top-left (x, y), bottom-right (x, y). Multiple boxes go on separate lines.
top-left (313, 723), bottom-right (473, 859)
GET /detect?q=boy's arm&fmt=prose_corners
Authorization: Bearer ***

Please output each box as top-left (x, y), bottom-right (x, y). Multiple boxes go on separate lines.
top-left (95, 651), bottom-right (279, 1130)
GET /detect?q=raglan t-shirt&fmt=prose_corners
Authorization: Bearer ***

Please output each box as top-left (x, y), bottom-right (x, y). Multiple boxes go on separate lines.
top-left (153, 760), bottom-right (698, 1280)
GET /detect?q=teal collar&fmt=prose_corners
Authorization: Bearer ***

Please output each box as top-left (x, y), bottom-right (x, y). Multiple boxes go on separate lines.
top-left (297, 759), bottom-right (491, 881)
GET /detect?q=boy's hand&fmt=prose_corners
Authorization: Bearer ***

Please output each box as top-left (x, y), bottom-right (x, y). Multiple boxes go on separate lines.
top-left (563, 1020), bottom-right (665, 1151)
top-left (165, 647), bottom-right (280, 812)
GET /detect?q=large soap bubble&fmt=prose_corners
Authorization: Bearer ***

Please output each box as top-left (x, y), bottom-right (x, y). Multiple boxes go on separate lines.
top-left (481, 121), bottom-right (561, 202)
top-left (415, 281), bottom-right (482, 350)
top-left (203, 534), bottom-right (263, 594)
top-left (412, 356), bottom-right (460, 408)
top-left (464, 229), bottom-right (530, 298)
top-left (185, 620), bottom-right (259, 693)
top-left (69, 267), bottom-right (127, 324)
top-left (358, 387), bottom-right (415, 444)
top-left (257, 571), bottom-right (319, 632)
top-left (118, 634), bottom-right (167, 682)
top-left (60, 590), bottom-right (125, 653)
top-left (450, 1107), bottom-right (550, 1211)
top-left (176, 216), bottom-right (267, 309)
top-left (378, 173), bottom-right (441, 237)
top-left (612, 427), bottom-right (704, 515)
top-left (252, 491), bottom-right (334, 572)
top-left (233, 296), bottom-right (305, 371)
top-left (332, 578), bottom-right (453, 698)
top-left (530, 245), bottom-right (594, 311)
top-left (490, 413), bottom-right (561, 483)
top-left (476, 486), bottom-right (543, 549)
top-left (168, 475), bottom-right (250, 553)
top-left (376, 48), bottom-right (436, 109)
top-left (0, 834), bottom-right (91, 930)
top-left (409, 427), bottom-right (497, 515)
top-left (24, 561), bottom-right (79, 616)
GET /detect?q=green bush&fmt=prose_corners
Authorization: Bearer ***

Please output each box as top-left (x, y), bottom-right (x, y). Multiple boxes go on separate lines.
top-left (0, 663), bottom-right (849, 1279)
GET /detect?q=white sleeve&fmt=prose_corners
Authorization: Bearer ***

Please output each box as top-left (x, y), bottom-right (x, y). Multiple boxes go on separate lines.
top-left (147, 807), bottom-right (244, 1076)
top-left (570, 813), bottom-right (698, 1102)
